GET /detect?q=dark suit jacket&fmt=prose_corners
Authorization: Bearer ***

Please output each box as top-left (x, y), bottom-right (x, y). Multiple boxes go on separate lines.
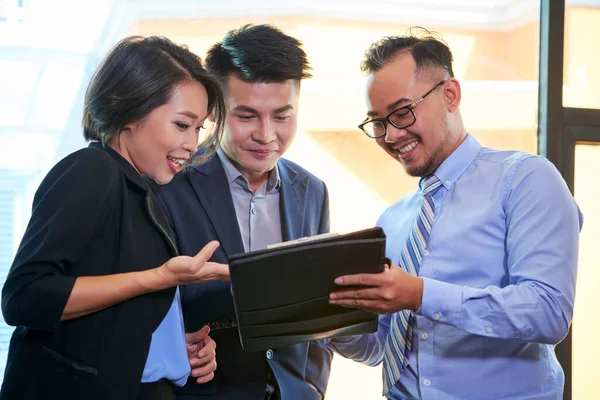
top-left (1, 143), bottom-right (178, 400)
top-left (154, 155), bottom-right (333, 400)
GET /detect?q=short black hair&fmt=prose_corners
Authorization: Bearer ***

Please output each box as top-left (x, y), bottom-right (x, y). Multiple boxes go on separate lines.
top-left (205, 24), bottom-right (312, 84)
top-left (361, 27), bottom-right (454, 79)
top-left (83, 36), bottom-right (226, 165)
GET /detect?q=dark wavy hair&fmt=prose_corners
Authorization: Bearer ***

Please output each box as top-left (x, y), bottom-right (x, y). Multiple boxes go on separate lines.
top-left (83, 35), bottom-right (226, 166)
top-left (205, 24), bottom-right (312, 85)
top-left (361, 27), bottom-right (454, 79)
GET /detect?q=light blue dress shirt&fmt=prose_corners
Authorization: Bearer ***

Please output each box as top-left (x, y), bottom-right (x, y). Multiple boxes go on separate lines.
top-left (142, 286), bottom-right (190, 386)
top-left (327, 134), bottom-right (583, 400)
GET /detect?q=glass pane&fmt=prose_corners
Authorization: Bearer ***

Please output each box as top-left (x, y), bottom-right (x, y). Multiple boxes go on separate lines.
top-left (572, 142), bottom-right (600, 399)
top-left (0, 60), bottom-right (39, 127)
top-left (564, 2), bottom-right (600, 109)
top-left (0, 188), bottom-right (15, 375)
top-left (0, 0), bottom-right (113, 381)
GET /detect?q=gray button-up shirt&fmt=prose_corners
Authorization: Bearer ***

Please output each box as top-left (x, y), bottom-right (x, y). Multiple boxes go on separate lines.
top-left (217, 149), bottom-right (282, 252)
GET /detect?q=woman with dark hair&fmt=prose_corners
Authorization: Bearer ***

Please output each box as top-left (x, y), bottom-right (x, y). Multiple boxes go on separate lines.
top-left (0, 36), bottom-right (228, 400)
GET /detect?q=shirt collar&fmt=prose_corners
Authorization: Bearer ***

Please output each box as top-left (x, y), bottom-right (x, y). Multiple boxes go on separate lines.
top-left (433, 133), bottom-right (482, 190)
top-left (217, 148), bottom-right (281, 193)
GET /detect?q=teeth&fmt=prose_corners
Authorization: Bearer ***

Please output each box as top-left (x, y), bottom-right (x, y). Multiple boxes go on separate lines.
top-left (397, 141), bottom-right (417, 154)
top-left (168, 157), bottom-right (185, 167)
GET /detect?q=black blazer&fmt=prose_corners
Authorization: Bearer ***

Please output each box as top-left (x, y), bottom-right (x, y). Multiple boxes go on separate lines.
top-left (1, 142), bottom-right (178, 400)
top-left (154, 155), bottom-right (333, 400)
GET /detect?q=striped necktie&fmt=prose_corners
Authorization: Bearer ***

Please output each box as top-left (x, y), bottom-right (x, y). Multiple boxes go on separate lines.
top-left (383, 175), bottom-right (442, 395)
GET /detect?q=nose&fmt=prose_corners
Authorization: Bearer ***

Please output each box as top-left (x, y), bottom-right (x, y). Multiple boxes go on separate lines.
top-left (182, 128), bottom-right (200, 154)
top-left (384, 123), bottom-right (408, 144)
top-left (253, 118), bottom-right (276, 144)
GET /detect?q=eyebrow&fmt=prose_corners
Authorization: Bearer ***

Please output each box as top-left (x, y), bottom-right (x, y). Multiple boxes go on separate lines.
top-left (366, 97), bottom-right (411, 118)
top-left (232, 105), bottom-right (257, 114)
top-left (232, 105), bottom-right (294, 114)
top-left (176, 111), bottom-right (199, 119)
top-left (273, 105), bottom-right (294, 114)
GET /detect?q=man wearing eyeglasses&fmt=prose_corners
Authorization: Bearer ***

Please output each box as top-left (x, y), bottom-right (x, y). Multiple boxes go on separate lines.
top-left (326, 28), bottom-right (583, 400)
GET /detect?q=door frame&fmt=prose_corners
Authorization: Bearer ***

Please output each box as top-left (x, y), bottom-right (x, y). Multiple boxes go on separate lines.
top-left (539, 2), bottom-right (600, 399)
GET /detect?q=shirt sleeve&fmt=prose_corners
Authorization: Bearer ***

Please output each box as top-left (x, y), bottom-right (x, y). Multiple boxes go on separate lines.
top-left (1, 149), bottom-right (120, 331)
top-left (324, 313), bottom-right (390, 366)
top-left (318, 180), bottom-right (330, 235)
top-left (417, 156), bottom-right (583, 344)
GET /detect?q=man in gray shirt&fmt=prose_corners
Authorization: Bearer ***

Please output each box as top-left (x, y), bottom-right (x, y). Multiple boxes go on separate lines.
top-left (155, 24), bottom-right (332, 400)
top-left (217, 148), bottom-right (283, 252)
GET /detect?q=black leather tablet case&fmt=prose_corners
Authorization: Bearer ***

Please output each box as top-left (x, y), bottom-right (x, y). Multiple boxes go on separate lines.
top-left (229, 227), bottom-right (386, 352)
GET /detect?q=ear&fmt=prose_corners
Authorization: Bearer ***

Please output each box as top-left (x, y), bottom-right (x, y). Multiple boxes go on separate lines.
top-left (120, 121), bottom-right (137, 136)
top-left (443, 78), bottom-right (461, 113)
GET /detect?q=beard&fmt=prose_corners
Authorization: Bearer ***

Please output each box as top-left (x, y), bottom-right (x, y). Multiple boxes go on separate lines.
top-left (404, 154), bottom-right (438, 177)
top-left (399, 135), bottom-right (449, 178)
top-left (402, 116), bottom-right (453, 177)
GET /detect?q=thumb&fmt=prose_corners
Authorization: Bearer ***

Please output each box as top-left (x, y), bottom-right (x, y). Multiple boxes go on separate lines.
top-left (186, 324), bottom-right (210, 345)
top-left (199, 324), bottom-right (210, 337)
top-left (194, 241), bottom-right (220, 263)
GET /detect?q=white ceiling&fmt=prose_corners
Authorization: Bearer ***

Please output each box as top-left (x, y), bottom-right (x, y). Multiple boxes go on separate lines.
top-left (127, 0), bottom-right (600, 31)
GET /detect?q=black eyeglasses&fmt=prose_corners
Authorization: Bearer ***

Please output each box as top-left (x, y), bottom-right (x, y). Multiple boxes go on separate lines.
top-left (358, 80), bottom-right (447, 139)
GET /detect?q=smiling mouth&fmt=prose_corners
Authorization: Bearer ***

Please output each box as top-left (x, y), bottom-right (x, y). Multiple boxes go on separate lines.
top-left (247, 149), bottom-right (275, 158)
top-left (397, 141), bottom-right (418, 154)
top-left (391, 140), bottom-right (419, 158)
top-left (167, 156), bottom-right (187, 172)
top-left (168, 156), bottom-right (186, 166)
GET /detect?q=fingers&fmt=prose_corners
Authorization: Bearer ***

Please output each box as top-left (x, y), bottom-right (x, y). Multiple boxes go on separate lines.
top-left (205, 262), bottom-right (230, 281)
top-left (186, 325), bottom-right (210, 358)
top-left (186, 325), bottom-right (210, 345)
top-left (334, 264), bottom-right (400, 286)
top-left (334, 272), bottom-right (383, 287)
top-left (190, 334), bottom-right (217, 384)
top-left (195, 371), bottom-right (215, 384)
top-left (196, 372), bottom-right (215, 384)
top-left (327, 298), bottom-right (389, 314)
top-left (194, 241), bottom-right (220, 263)
top-left (191, 337), bottom-right (216, 367)
top-left (329, 287), bottom-right (385, 302)
top-left (192, 242), bottom-right (230, 282)
top-left (191, 360), bottom-right (217, 383)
